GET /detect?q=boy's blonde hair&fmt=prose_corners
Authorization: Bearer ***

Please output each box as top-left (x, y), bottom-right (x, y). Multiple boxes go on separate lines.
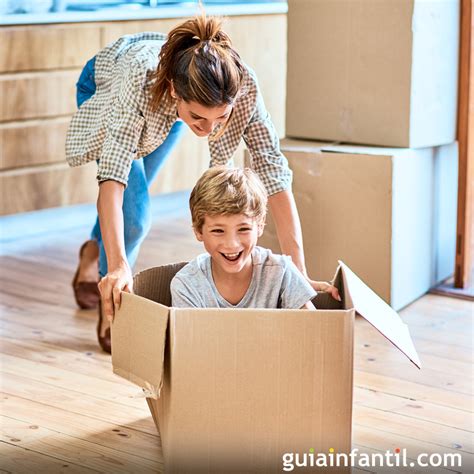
top-left (190, 166), bottom-right (268, 232)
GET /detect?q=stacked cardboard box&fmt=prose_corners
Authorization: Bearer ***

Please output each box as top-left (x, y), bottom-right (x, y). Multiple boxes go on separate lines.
top-left (257, 140), bottom-right (458, 311)
top-left (277, 0), bottom-right (460, 309)
top-left (286, 0), bottom-right (460, 147)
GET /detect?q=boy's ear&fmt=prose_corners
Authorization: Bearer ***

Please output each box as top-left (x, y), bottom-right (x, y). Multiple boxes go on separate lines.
top-left (193, 226), bottom-right (204, 242)
top-left (257, 219), bottom-right (265, 237)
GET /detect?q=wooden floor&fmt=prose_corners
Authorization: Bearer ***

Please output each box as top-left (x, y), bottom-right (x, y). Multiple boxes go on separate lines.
top-left (0, 199), bottom-right (473, 473)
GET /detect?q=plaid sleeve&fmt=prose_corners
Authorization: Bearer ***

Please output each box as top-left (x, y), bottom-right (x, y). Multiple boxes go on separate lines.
top-left (242, 73), bottom-right (292, 196)
top-left (97, 61), bottom-right (146, 186)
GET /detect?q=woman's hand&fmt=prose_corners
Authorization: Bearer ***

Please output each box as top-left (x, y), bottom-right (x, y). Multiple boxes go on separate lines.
top-left (96, 180), bottom-right (131, 322)
top-left (98, 262), bottom-right (134, 322)
top-left (308, 279), bottom-right (342, 302)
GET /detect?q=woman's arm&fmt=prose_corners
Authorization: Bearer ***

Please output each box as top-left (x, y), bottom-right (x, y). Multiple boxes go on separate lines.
top-left (96, 180), bottom-right (133, 321)
top-left (93, 59), bottom-right (148, 320)
top-left (268, 189), bottom-right (341, 301)
top-left (267, 189), bottom-right (306, 275)
top-left (240, 67), bottom-right (340, 300)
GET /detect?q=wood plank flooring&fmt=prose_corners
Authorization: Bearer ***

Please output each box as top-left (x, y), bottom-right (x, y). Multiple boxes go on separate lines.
top-left (0, 198), bottom-right (472, 473)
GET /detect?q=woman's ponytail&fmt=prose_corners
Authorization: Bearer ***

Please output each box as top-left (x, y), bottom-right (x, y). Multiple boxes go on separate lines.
top-left (151, 14), bottom-right (245, 110)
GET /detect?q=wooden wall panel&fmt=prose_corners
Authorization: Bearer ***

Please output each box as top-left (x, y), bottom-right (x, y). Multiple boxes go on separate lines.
top-left (0, 131), bottom-right (243, 214)
top-left (0, 117), bottom-right (70, 169)
top-left (1, 13), bottom-right (286, 214)
top-left (0, 24), bottom-right (102, 73)
top-left (0, 70), bottom-right (79, 121)
top-left (0, 162), bottom-right (98, 215)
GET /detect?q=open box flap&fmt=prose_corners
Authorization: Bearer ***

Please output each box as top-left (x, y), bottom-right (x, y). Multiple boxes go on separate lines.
top-left (111, 292), bottom-right (169, 398)
top-left (338, 260), bottom-right (421, 369)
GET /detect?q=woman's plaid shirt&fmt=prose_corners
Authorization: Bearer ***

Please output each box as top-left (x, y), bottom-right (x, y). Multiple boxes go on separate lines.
top-left (66, 32), bottom-right (292, 196)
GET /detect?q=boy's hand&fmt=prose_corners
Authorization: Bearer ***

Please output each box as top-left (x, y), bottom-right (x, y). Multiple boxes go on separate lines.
top-left (308, 279), bottom-right (342, 302)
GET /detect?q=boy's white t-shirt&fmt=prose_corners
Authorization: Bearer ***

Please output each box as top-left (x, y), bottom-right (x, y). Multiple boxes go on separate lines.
top-left (170, 246), bottom-right (317, 309)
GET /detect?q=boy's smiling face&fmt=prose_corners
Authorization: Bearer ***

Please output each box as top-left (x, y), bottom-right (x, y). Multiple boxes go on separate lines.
top-left (194, 213), bottom-right (264, 276)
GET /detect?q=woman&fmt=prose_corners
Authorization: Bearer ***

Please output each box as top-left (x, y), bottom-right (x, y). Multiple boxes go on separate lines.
top-left (67, 14), bottom-right (339, 353)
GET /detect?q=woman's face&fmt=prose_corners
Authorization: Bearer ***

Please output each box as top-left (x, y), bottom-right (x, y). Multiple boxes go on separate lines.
top-left (175, 99), bottom-right (233, 137)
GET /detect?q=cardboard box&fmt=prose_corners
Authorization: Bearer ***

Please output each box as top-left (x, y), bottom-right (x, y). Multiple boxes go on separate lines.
top-left (257, 140), bottom-right (458, 311)
top-left (286, 0), bottom-right (460, 147)
top-left (112, 261), bottom-right (420, 473)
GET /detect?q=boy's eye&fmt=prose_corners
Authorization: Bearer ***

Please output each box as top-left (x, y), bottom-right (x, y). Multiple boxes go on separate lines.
top-left (211, 229), bottom-right (224, 233)
top-left (239, 227), bottom-right (252, 232)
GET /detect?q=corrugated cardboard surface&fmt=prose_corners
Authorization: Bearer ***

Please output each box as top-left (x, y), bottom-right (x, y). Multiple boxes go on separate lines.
top-left (338, 261), bottom-right (420, 369)
top-left (433, 143), bottom-right (459, 282)
top-left (390, 147), bottom-right (434, 309)
top-left (286, 0), bottom-right (459, 147)
top-left (112, 261), bottom-right (419, 473)
top-left (260, 146), bottom-right (394, 304)
top-left (161, 308), bottom-right (353, 472)
top-left (133, 262), bottom-right (188, 306)
top-left (259, 140), bottom-right (458, 310)
top-left (112, 263), bottom-right (187, 398)
top-left (409, 0), bottom-right (460, 146)
top-left (113, 265), bottom-right (354, 473)
top-left (112, 293), bottom-right (169, 398)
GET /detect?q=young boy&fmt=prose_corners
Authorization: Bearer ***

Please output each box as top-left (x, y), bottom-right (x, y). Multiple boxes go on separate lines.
top-left (171, 167), bottom-right (340, 309)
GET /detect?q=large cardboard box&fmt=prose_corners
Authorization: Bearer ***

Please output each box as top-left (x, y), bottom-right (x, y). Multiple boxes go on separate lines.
top-left (257, 140), bottom-right (458, 311)
top-left (112, 261), bottom-right (420, 473)
top-left (286, 0), bottom-right (460, 147)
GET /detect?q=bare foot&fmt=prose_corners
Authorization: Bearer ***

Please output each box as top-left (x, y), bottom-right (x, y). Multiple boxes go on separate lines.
top-left (77, 240), bottom-right (99, 283)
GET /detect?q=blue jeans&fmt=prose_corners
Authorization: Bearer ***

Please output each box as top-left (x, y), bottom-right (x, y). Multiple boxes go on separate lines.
top-left (76, 57), bottom-right (185, 277)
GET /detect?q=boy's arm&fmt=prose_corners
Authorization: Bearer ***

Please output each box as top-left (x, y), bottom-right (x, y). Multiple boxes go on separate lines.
top-left (280, 258), bottom-right (317, 309)
top-left (170, 276), bottom-right (201, 308)
top-left (268, 190), bottom-right (341, 303)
